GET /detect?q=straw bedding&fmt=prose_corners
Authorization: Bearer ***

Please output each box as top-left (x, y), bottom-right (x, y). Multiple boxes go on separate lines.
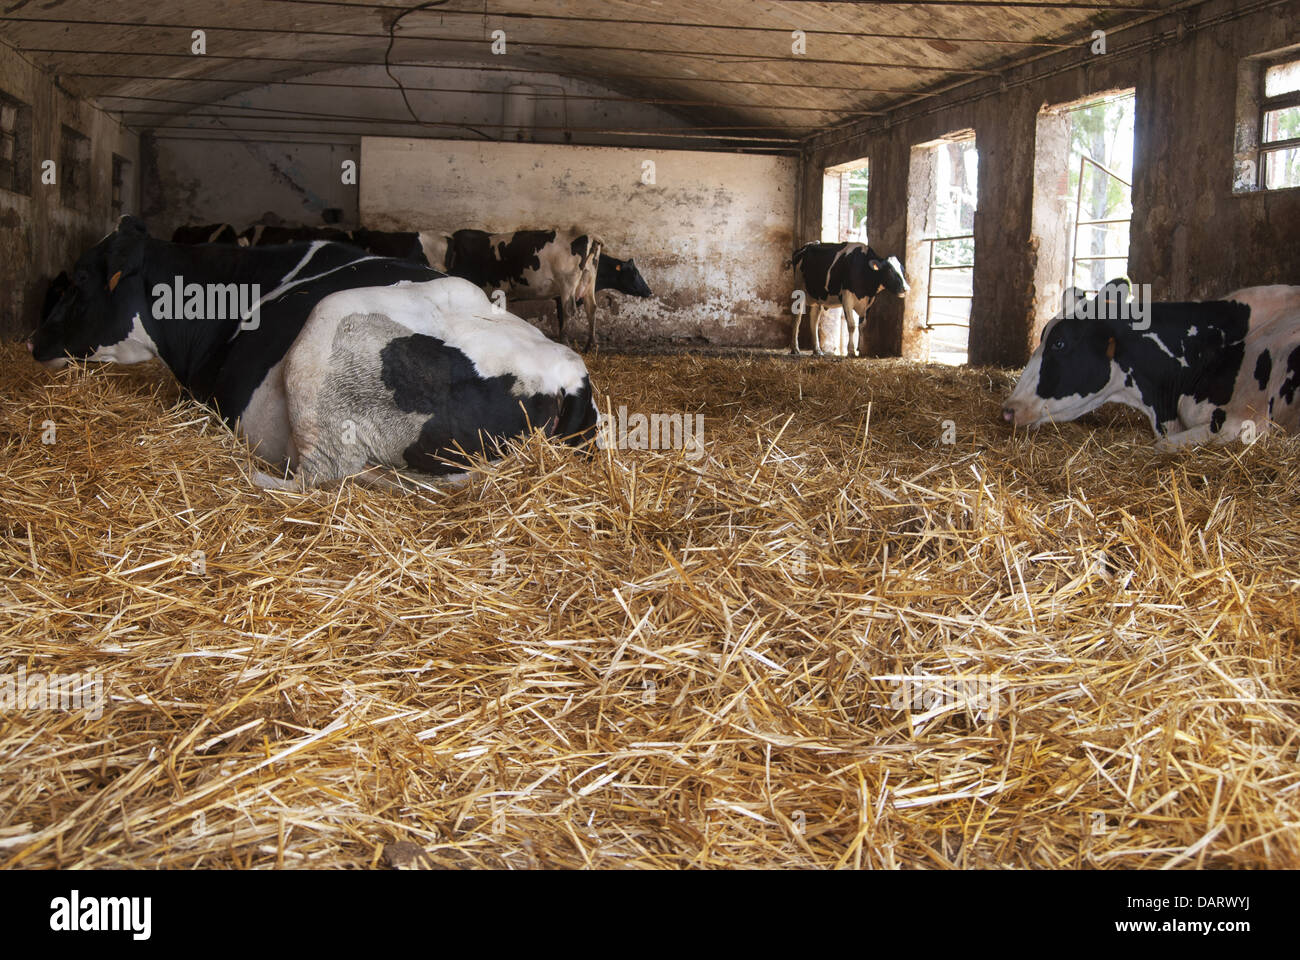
top-left (1, 340), bottom-right (1297, 869)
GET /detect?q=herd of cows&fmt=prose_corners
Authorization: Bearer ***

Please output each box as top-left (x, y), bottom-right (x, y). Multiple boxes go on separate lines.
top-left (24, 215), bottom-right (1300, 489)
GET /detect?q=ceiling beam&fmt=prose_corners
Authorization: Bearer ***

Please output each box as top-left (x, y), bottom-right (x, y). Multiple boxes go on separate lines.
top-left (65, 73), bottom-right (880, 114)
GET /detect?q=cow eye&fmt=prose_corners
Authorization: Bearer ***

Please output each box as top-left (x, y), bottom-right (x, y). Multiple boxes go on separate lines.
top-left (1051, 339), bottom-right (1066, 350)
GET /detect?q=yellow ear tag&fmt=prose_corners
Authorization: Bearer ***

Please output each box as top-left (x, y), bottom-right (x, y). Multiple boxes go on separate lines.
top-left (1106, 337), bottom-right (1116, 359)
top-left (108, 271), bottom-right (123, 291)
top-left (615, 264), bottom-right (621, 271)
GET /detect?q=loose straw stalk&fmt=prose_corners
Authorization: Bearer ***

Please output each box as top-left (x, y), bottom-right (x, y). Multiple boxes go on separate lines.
top-left (0, 344), bottom-right (1297, 868)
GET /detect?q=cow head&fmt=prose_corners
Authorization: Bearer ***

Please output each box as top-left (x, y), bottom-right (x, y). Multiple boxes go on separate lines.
top-left (1002, 280), bottom-right (1131, 428)
top-left (599, 255), bottom-right (652, 298)
top-left (870, 255), bottom-right (909, 297)
top-left (29, 216), bottom-right (157, 370)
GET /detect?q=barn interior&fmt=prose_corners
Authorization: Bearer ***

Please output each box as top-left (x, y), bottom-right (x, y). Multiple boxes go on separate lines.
top-left (1, 1), bottom-right (1299, 870)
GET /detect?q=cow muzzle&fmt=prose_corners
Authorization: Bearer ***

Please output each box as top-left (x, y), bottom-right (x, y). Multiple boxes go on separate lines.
top-left (1001, 397), bottom-right (1043, 428)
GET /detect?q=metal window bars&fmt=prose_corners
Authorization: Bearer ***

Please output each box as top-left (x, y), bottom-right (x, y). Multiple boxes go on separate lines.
top-left (921, 232), bottom-right (974, 331)
top-left (1070, 154), bottom-right (1131, 292)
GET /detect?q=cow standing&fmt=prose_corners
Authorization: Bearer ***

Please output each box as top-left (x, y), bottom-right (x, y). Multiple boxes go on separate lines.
top-left (790, 242), bottom-right (909, 357)
top-left (30, 216), bottom-right (598, 490)
top-left (443, 228), bottom-right (605, 350)
top-left (1003, 280), bottom-right (1300, 448)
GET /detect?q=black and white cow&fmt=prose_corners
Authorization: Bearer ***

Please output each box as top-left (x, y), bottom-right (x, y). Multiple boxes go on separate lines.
top-left (238, 224), bottom-right (354, 247)
top-left (41, 271), bottom-right (71, 320)
top-left (594, 254), bottom-right (652, 299)
top-left (443, 228), bottom-right (604, 350)
top-left (575, 253), bottom-right (653, 317)
top-left (237, 224), bottom-right (430, 265)
top-left (1003, 280), bottom-right (1300, 448)
top-left (790, 242), bottom-right (909, 357)
top-left (348, 228), bottom-right (430, 265)
top-left (170, 223), bottom-right (241, 245)
top-left (30, 217), bottom-right (599, 489)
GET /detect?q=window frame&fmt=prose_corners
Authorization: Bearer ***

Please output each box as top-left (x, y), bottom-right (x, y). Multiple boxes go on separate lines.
top-left (0, 89), bottom-right (33, 196)
top-left (1258, 54), bottom-right (1300, 190)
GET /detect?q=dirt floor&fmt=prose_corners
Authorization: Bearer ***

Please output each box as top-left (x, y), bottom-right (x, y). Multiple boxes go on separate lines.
top-left (1, 344), bottom-right (1297, 868)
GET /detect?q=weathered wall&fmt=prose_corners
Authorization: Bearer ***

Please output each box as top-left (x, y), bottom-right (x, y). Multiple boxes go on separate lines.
top-left (142, 135), bottom-right (359, 238)
top-left (362, 137), bottom-right (797, 346)
top-left (801, 0), bottom-right (1300, 367)
top-left (0, 39), bottom-right (138, 339)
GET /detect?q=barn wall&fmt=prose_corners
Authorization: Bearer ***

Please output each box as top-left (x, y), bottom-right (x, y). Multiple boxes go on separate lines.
top-left (800, 0), bottom-right (1300, 367)
top-left (362, 137), bottom-right (798, 346)
top-left (0, 39), bottom-right (138, 339)
top-left (140, 135), bottom-right (360, 238)
top-left (139, 63), bottom-right (724, 240)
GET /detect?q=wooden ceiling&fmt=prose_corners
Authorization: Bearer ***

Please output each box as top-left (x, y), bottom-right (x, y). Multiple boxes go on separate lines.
top-left (0, 0), bottom-right (1187, 150)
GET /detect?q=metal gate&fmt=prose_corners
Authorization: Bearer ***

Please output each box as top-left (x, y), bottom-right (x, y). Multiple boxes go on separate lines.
top-left (1070, 154), bottom-right (1131, 291)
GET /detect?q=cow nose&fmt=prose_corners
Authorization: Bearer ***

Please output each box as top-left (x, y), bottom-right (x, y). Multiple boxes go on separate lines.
top-left (26, 340), bottom-right (33, 354)
top-left (1002, 408), bottom-right (1015, 423)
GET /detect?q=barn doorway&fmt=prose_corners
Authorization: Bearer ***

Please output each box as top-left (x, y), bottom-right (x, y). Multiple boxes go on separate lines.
top-left (1031, 90), bottom-right (1136, 340)
top-left (1062, 92), bottom-right (1136, 291)
top-left (821, 157), bottom-right (870, 243)
top-left (911, 132), bottom-right (978, 365)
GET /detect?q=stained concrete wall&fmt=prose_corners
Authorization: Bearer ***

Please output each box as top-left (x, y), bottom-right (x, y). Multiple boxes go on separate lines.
top-left (801, 0), bottom-right (1300, 367)
top-left (0, 39), bottom-right (138, 339)
top-left (362, 137), bottom-right (797, 346)
top-left (141, 135), bottom-right (359, 239)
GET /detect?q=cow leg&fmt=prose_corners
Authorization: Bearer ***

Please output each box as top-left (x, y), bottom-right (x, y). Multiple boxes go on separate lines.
top-left (555, 296), bottom-right (566, 344)
top-left (810, 304), bottom-right (825, 356)
top-left (1156, 409), bottom-right (1264, 451)
top-left (562, 294), bottom-right (581, 348)
top-left (1154, 424), bottom-right (1215, 451)
top-left (841, 294), bottom-right (861, 358)
top-left (790, 307), bottom-right (803, 355)
top-left (583, 275), bottom-right (599, 352)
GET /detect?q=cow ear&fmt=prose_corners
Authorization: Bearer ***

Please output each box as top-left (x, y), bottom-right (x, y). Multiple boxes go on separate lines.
top-left (1098, 278), bottom-right (1130, 318)
top-left (107, 216), bottom-right (149, 289)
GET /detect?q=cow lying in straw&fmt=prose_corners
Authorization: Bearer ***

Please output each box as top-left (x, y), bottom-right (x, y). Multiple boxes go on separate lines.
top-left (1003, 280), bottom-right (1300, 449)
top-left (29, 217), bottom-right (599, 490)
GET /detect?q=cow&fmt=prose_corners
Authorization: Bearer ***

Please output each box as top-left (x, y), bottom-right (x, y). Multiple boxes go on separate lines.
top-left (790, 242), bottom-right (909, 357)
top-left (41, 271), bottom-right (71, 320)
top-left (29, 216), bottom-right (599, 490)
top-left (238, 224), bottom-right (429, 265)
top-left (594, 254), bottom-right (652, 299)
top-left (348, 228), bottom-right (429, 265)
top-left (575, 253), bottom-right (653, 322)
top-left (443, 228), bottom-right (604, 351)
top-left (1002, 280), bottom-right (1300, 449)
top-left (170, 223), bottom-right (241, 245)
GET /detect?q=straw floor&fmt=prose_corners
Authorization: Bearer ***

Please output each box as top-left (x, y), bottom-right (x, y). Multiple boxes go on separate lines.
top-left (1, 341), bottom-right (1297, 869)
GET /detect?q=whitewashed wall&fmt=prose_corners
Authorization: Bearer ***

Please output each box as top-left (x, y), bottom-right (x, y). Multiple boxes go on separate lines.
top-left (361, 137), bottom-right (797, 347)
